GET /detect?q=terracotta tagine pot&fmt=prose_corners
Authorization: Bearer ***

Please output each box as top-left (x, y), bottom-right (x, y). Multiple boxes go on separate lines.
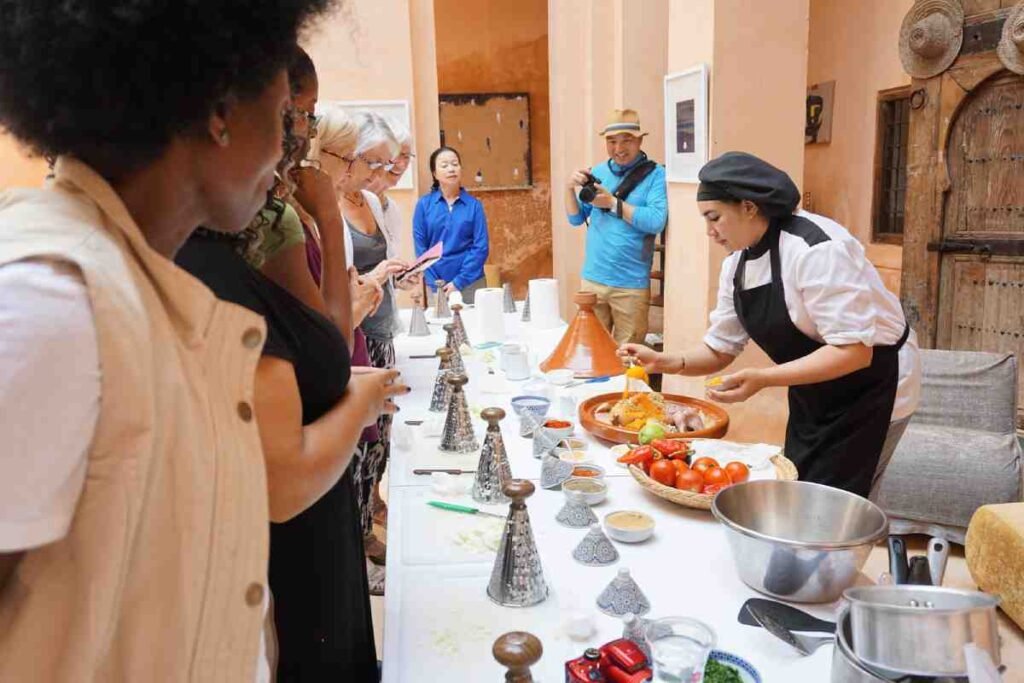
top-left (540, 291), bottom-right (624, 378)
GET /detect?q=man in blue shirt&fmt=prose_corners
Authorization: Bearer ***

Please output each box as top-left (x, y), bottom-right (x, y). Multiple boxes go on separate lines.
top-left (566, 109), bottom-right (668, 345)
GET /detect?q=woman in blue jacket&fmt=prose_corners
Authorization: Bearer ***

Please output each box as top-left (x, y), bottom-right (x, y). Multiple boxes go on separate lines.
top-left (413, 146), bottom-right (490, 304)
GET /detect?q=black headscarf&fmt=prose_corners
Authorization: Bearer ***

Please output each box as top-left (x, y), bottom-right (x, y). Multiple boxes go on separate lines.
top-left (696, 151), bottom-right (800, 217)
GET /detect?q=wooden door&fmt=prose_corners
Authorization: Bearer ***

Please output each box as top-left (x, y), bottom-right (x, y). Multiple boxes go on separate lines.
top-left (902, 5), bottom-right (1024, 426)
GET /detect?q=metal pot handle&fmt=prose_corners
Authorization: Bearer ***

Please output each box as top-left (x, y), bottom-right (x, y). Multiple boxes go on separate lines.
top-left (887, 536), bottom-right (909, 585)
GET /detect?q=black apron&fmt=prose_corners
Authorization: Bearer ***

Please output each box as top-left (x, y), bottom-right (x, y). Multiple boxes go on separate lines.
top-left (733, 222), bottom-right (908, 497)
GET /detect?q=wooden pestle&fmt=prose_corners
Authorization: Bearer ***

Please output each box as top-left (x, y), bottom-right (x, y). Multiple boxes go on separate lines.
top-left (492, 631), bottom-right (542, 682)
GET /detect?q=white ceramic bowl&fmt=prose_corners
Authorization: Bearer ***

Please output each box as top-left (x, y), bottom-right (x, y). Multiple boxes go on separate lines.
top-left (604, 510), bottom-right (655, 543)
top-left (563, 477), bottom-right (608, 506)
top-left (555, 448), bottom-right (591, 464)
top-left (561, 438), bottom-right (589, 451)
top-left (545, 368), bottom-right (574, 386)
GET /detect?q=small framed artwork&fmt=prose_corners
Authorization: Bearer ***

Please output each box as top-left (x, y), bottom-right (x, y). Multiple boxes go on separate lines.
top-left (663, 64), bottom-right (709, 183)
top-left (805, 81), bottom-right (835, 145)
top-left (325, 99), bottom-right (414, 190)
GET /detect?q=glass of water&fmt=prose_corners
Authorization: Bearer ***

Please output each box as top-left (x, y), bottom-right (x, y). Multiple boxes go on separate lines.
top-left (645, 617), bottom-right (716, 682)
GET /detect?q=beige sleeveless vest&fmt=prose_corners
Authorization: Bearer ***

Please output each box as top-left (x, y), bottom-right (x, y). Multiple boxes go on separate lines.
top-left (0, 158), bottom-right (270, 681)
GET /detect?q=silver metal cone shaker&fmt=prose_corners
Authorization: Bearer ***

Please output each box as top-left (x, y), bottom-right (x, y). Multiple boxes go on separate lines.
top-left (439, 373), bottom-right (478, 453)
top-left (502, 283), bottom-right (517, 313)
top-left (429, 348), bottom-right (454, 413)
top-left (487, 479), bottom-right (549, 607)
top-left (450, 304), bottom-right (471, 348)
top-left (443, 323), bottom-right (466, 373)
top-left (434, 280), bottom-right (451, 319)
top-left (407, 304), bottom-right (430, 337)
top-left (472, 408), bottom-right (513, 504)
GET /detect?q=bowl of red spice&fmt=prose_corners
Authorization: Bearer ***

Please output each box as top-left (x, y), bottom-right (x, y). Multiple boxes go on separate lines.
top-left (542, 417), bottom-right (574, 440)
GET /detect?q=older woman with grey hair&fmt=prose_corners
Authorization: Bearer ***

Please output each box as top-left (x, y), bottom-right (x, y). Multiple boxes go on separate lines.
top-left (327, 110), bottom-right (419, 589)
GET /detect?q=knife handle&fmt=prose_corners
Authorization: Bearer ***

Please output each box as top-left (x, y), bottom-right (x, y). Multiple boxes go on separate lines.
top-left (428, 501), bottom-right (477, 515)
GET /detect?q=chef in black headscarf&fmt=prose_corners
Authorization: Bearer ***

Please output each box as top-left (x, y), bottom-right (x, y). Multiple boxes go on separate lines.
top-left (620, 151), bottom-right (921, 497)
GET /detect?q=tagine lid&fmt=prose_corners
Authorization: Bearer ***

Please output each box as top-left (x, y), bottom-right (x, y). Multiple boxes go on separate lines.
top-left (539, 291), bottom-right (624, 378)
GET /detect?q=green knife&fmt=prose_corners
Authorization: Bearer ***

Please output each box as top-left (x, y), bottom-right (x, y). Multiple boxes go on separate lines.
top-left (427, 500), bottom-right (506, 519)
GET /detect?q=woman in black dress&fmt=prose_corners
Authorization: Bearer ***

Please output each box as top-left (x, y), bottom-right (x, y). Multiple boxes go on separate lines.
top-left (177, 224), bottom-right (406, 680)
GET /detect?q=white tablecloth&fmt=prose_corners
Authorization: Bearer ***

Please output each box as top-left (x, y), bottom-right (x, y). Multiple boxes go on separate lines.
top-left (383, 305), bottom-right (834, 681)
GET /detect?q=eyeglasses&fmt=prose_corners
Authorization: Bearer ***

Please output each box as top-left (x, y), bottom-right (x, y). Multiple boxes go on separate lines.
top-left (321, 149), bottom-right (394, 172)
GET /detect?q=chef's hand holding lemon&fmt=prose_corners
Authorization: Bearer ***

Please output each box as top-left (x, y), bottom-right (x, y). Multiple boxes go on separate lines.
top-left (705, 368), bottom-right (767, 404)
top-left (617, 344), bottom-right (682, 375)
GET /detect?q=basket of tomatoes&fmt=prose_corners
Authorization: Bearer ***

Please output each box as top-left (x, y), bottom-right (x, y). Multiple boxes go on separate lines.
top-left (617, 439), bottom-right (798, 510)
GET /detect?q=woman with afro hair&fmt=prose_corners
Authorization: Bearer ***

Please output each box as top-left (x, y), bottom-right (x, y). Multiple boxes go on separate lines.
top-left (0, 2), bottom-right (410, 682)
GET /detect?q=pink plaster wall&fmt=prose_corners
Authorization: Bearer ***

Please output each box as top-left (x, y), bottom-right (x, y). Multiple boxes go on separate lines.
top-left (803, 0), bottom-right (912, 295)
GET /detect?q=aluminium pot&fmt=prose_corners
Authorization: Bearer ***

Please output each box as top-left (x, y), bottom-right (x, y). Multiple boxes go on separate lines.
top-left (843, 585), bottom-right (1000, 678)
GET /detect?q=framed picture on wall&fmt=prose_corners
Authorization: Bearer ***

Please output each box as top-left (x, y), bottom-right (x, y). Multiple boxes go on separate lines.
top-left (663, 64), bottom-right (709, 183)
top-left (805, 81), bottom-right (835, 145)
top-left (321, 99), bottom-right (414, 190)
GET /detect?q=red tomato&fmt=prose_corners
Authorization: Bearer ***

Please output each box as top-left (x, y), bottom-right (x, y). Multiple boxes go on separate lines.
top-left (649, 460), bottom-right (677, 486)
top-left (702, 483), bottom-right (728, 495)
top-left (703, 467), bottom-right (731, 488)
top-left (725, 461), bottom-right (750, 484)
top-left (691, 457), bottom-right (720, 475)
top-left (675, 469), bottom-right (703, 492)
top-left (672, 459), bottom-right (689, 476)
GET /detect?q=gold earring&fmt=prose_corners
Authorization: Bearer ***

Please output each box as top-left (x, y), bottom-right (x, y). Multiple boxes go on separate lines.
top-left (219, 129), bottom-right (230, 145)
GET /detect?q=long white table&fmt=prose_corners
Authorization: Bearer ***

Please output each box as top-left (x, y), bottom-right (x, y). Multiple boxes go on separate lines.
top-left (383, 305), bottom-right (835, 681)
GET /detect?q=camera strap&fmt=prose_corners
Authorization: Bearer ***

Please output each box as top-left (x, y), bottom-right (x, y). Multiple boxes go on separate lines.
top-left (612, 159), bottom-right (657, 202)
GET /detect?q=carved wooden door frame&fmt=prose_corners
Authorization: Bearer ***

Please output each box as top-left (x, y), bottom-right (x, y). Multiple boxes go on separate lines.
top-left (901, 4), bottom-right (1021, 345)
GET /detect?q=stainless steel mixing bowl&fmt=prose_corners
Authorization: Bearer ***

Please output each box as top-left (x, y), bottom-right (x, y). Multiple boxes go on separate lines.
top-left (711, 480), bottom-right (888, 603)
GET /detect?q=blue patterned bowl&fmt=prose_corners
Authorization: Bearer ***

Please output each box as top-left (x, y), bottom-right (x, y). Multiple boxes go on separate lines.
top-left (707, 650), bottom-right (761, 683)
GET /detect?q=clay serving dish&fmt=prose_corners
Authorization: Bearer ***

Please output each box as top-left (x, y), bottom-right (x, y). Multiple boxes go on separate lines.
top-left (578, 392), bottom-right (729, 444)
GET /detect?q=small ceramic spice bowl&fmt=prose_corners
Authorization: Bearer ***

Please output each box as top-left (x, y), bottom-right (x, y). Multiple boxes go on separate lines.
top-left (563, 477), bottom-right (608, 506)
top-left (555, 448), bottom-right (592, 465)
top-left (604, 510), bottom-right (655, 543)
top-left (559, 437), bottom-right (588, 451)
top-left (545, 368), bottom-right (574, 386)
top-left (542, 417), bottom-right (574, 440)
top-left (569, 463), bottom-right (605, 480)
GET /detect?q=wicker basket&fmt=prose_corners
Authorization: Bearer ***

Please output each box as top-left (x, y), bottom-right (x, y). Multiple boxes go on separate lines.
top-left (628, 455), bottom-right (799, 511)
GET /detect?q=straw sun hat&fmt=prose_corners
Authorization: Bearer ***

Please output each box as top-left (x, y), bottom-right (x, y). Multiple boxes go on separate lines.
top-left (899, 0), bottom-right (964, 79)
top-left (998, 1), bottom-right (1024, 75)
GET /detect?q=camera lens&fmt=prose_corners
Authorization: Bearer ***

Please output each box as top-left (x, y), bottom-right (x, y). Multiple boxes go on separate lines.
top-left (579, 185), bottom-right (597, 203)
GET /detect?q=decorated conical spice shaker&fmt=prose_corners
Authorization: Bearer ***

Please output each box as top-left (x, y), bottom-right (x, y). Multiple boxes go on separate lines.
top-left (472, 407), bottom-right (513, 504)
top-left (487, 479), bottom-right (549, 607)
top-left (429, 347), bottom-right (454, 413)
top-left (439, 373), bottom-right (478, 454)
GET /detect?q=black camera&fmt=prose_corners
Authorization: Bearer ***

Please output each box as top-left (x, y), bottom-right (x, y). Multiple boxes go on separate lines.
top-left (578, 171), bottom-right (601, 203)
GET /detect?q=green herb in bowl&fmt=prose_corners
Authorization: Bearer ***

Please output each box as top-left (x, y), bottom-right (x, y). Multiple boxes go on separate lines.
top-left (704, 658), bottom-right (742, 683)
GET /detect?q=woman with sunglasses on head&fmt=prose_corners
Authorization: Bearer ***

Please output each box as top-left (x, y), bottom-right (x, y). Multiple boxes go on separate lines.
top-left (315, 107), bottom-right (410, 592)
top-left (0, 1), bottom-right (336, 680)
top-left (413, 145), bottom-right (490, 304)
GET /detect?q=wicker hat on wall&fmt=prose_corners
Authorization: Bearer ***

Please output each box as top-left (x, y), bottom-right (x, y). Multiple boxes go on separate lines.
top-left (899, 0), bottom-right (965, 79)
top-left (998, 2), bottom-right (1024, 75)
